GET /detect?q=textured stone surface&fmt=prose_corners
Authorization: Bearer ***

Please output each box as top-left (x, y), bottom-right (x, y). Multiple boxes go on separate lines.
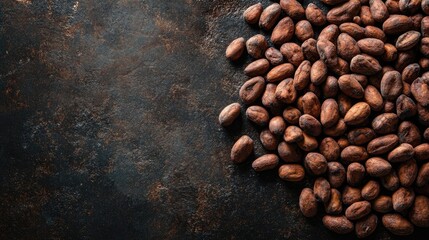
top-left (0, 0), bottom-right (428, 239)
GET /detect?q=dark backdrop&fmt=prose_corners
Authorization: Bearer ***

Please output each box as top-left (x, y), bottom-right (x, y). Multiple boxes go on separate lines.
top-left (0, 0), bottom-right (427, 239)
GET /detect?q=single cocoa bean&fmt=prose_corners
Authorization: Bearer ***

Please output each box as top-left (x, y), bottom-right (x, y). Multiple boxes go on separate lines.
top-left (299, 114), bottom-right (322, 137)
top-left (299, 188), bottom-right (318, 217)
top-left (381, 171), bottom-right (400, 191)
top-left (271, 17), bottom-right (295, 46)
top-left (343, 186), bottom-right (363, 205)
top-left (387, 143), bottom-right (414, 163)
top-left (416, 162), bottom-right (429, 187)
top-left (396, 30), bottom-right (421, 51)
top-left (323, 76), bottom-right (339, 98)
top-left (226, 37), bottom-right (245, 61)
top-left (367, 134), bottom-right (399, 155)
top-left (355, 214), bottom-right (378, 238)
top-left (327, 163), bottom-right (345, 189)
top-left (337, 33), bottom-right (360, 61)
top-left (325, 189), bottom-right (343, 215)
top-left (345, 201), bottom-right (371, 221)
top-left (279, 0), bottom-right (305, 20)
top-left (366, 157), bottom-right (392, 177)
top-left (246, 34), bottom-right (268, 59)
top-left (260, 129), bottom-right (278, 151)
top-left (350, 54), bottom-right (382, 75)
top-left (372, 195), bottom-right (393, 213)
top-left (382, 214), bottom-right (414, 236)
top-left (348, 128), bottom-right (376, 145)
top-left (252, 154), bottom-right (279, 171)
top-left (305, 152), bottom-right (328, 175)
top-left (372, 113), bottom-right (399, 135)
top-left (301, 92), bottom-right (321, 118)
top-left (357, 38), bottom-right (385, 56)
top-left (323, 215), bottom-right (354, 234)
top-left (295, 20), bottom-right (314, 42)
top-left (267, 63), bottom-right (295, 82)
top-left (409, 195), bottom-right (429, 227)
top-left (279, 164), bottom-right (305, 181)
top-left (280, 42), bottom-right (305, 67)
top-left (327, 0), bottom-right (361, 25)
top-left (278, 141), bottom-right (302, 163)
top-left (344, 102), bottom-right (371, 125)
top-left (239, 76), bottom-right (265, 105)
top-left (282, 107), bottom-right (301, 125)
top-left (243, 3), bottom-right (263, 25)
top-left (284, 126), bottom-right (304, 143)
top-left (347, 163), bottom-right (366, 186)
top-left (231, 135), bottom-right (254, 163)
top-left (398, 159), bottom-right (418, 186)
top-left (305, 3), bottom-right (326, 26)
top-left (340, 22), bottom-right (365, 40)
top-left (244, 58), bottom-right (270, 77)
top-left (398, 121), bottom-right (421, 146)
top-left (219, 103), bottom-right (241, 127)
top-left (396, 94), bottom-right (417, 119)
top-left (269, 116), bottom-right (286, 136)
top-left (259, 3), bottom-right (282, 31)
top-left (301, 38), bottom-right (320, 63)
top-left (382, 15), bottom-right (413, 35)
top-left (362, 180), bottom-right (380, 201)
top-left (246, 105), bottom-right (269, 126)
top-left (338, 74), bottom-right (365, 99)
top-left (314, 177), bottom-right (331, 203)
top-left (392, 187), bottom-right (415, 212)
top-left (381, 70), bottom-right (403, 100)
top-left (319, 24), bottom-right (340, 43)
top-left (310, 60), bottom-right (328, 85)
top-left (265, 47), bottom-right (283, 66)
top-left (370, 0), bottom-right (389, 22)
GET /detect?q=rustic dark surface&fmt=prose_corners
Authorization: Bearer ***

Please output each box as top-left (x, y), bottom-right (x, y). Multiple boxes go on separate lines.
top-left (0, 0), bottom-right (428, 239)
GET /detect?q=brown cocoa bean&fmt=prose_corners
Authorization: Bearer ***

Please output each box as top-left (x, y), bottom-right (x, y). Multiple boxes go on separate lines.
top-left (341, 146), bottom-right (368, 163)
top-left (338, 94), bottom-right (353, 117)
top-left (275, 78), bottom-right (297, 104)
top-left (386, 0), bottom-right (401, 13)
top-left (260, 129), bottom-right (278, 151)
top-left (392, 187), bottom-right (415, 212)
top-left (382, 43), bottom-right (398, 62)
top-left (381, 171), bottom-right (400, 191)
top-left (372, 195), bottom-right (393, 213)
top-left (265, 47), bottom-right (283, 66)
top-left (382, 214), bottom-right (414, 236)
top-left (278, 141), bottom-right (302, 163)
top-left (320, 138), bottom-right (340, 162)
top-left (219, 103), bottom-right (241, 127)
top-left (279, 0), bottom-right (305, 20)
top-left (367, 134), bottom-right (399, 155)
top-left (418, 104), bottom-right (429, 126)
top-left (322, 215), bottom-right (354, 234)
top-left (357, 38), bottom-right (385, 56)
top-left (387, 143), bottom-right (414, 163)
top-left (239, 76), bottom-right (265, 105)
top-left (421, 37), bottom-right (429, 56)
top-left (395, 50), bottom-right (416, 71)
top-left (267, 63), bottom-right (295, 82)
top-left (382, 15), bottom-right (413, 35)
top-left (317, 40), bottom-right (338, 67)
top-left (364, 26), bottom-right (387, 42)
top-left (305, 3), bottom-right (326, 26)
top-left (284, 126), bottom-right (304, 143)
top-left (323, 76), bottom-right (339, 98)
top-left (355, 214), bottom-right (378, 238)
top-left (417, 162), bottom-right (429, 187)
top-left (301, 38), bottom-right (319, 63)
top-left (338, 74), bottom-right (365, 99)
top-left (305, 152), bottom-right (328, 175)
top-left (396, 94), bottom-right (417, 119)
top-left (362, 180), bottom-right (380, 200)
top-left (314, 177), bottom-right (331, 203)
top-left (344, 102), bottom-right (371, 125)
top-left (345, 201), bottom-right (371, 221)
top-left (280, 42), bottom-right (304, 67)
top-left (319, 24), bottom-right (340, 43)
top-left (259, 3), bottom-right (282, 31)
top-left (301, 92), bottom-right (321, 118)
top-left (244, 58), bottom-right (270, 77)
top-left (398, 159), bottom-right (418, 186)
top-left (324, 118), bottom-right (347, 137)
top-left (422, 16), bottom-right (429, 37)
top-left (325, 189), bottom-right (343, 215)
top-left (279, 164), bottom-right (305, 181)
top-left (327, 0), bottom-right (361, 25)
top-left (246, 105), bottom-right (269, 126)
top-left (293, 60), bottom-right (311, 91)
top-left (337, 138), bottom-right (350, 149)
top-left (415, 143), bottom-right (429, 162)
top-left (360, 6), bottom-right (375, 26)
top-left (295, 20), bottom-right (314, 42)
top-left (299, 188), bottom-right (318, 217)
top-left (320, 99), bottom-right (340, 128)
top-left (231, 135), bottom-right (254, 163)
top-left (340, 22), bottom-right (365, 40)
top-left (380, 70), bottom-right (403, 100)
top-left (310, 60), bottom-right (328, 85)
top-left (337, 33), bottom-right (360, 61)
top-left (299, 114), bottom-right (322, 137)
top-left (396, 30), bottom-right (421, 51)
top-left (246, 34), bottom-right (268, 59)
top-left (350, 54), bottom-right (382, 75)
top-left (243, 3), bottom-right (263, 25)
top-left (347, 163), bottom-right (366, 186)
top-left (372, 113), bottom-right (399, 135)
top-left (262, 83), bottom-right (282, 112)
top-left (327, 162), bottom-right (346, 188)
top-left (226, 37), bottom-right (245, 61)
top-left (370, 0), bottom-right (389, 22)
top-left (252, 154), bottom-right (279, 171)
top-left (271, 17), bottom-right (295, 46)
top-left (398, 121), bottom-right (421, 146)
top-left (399, 0), bottom-right (421, 14)
top-left (364, 85), bottom-right (383, 111)
top-left (366, 157), bottom-right (392, 177)
top-left (268, 116), bottom-right (286, 136)
top-left (282, 107), bottom-right (301, 125)
top-left (409, 195), bottom-right (429, 227)
top-left (411, 77), bottom-right (429, 106)
top-left (348, 128), bottom-right (376, 145)
top-left (343, 186), bottom-right (363, 205)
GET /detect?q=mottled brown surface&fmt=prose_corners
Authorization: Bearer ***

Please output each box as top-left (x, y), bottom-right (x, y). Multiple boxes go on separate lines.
top-left (0, 0), bottom-right (428, 239)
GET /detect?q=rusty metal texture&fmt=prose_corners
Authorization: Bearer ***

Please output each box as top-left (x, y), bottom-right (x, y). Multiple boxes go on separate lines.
top-left (0, 0), bottom-right (428, 239)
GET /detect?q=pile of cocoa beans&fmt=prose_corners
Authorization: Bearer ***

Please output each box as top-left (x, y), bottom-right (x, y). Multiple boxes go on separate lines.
top-left (219, 0), bottom-right (429, 237)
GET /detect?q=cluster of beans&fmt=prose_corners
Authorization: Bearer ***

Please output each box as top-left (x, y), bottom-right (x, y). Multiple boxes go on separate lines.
top-left (219, 0), bottom-right (429, 237)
